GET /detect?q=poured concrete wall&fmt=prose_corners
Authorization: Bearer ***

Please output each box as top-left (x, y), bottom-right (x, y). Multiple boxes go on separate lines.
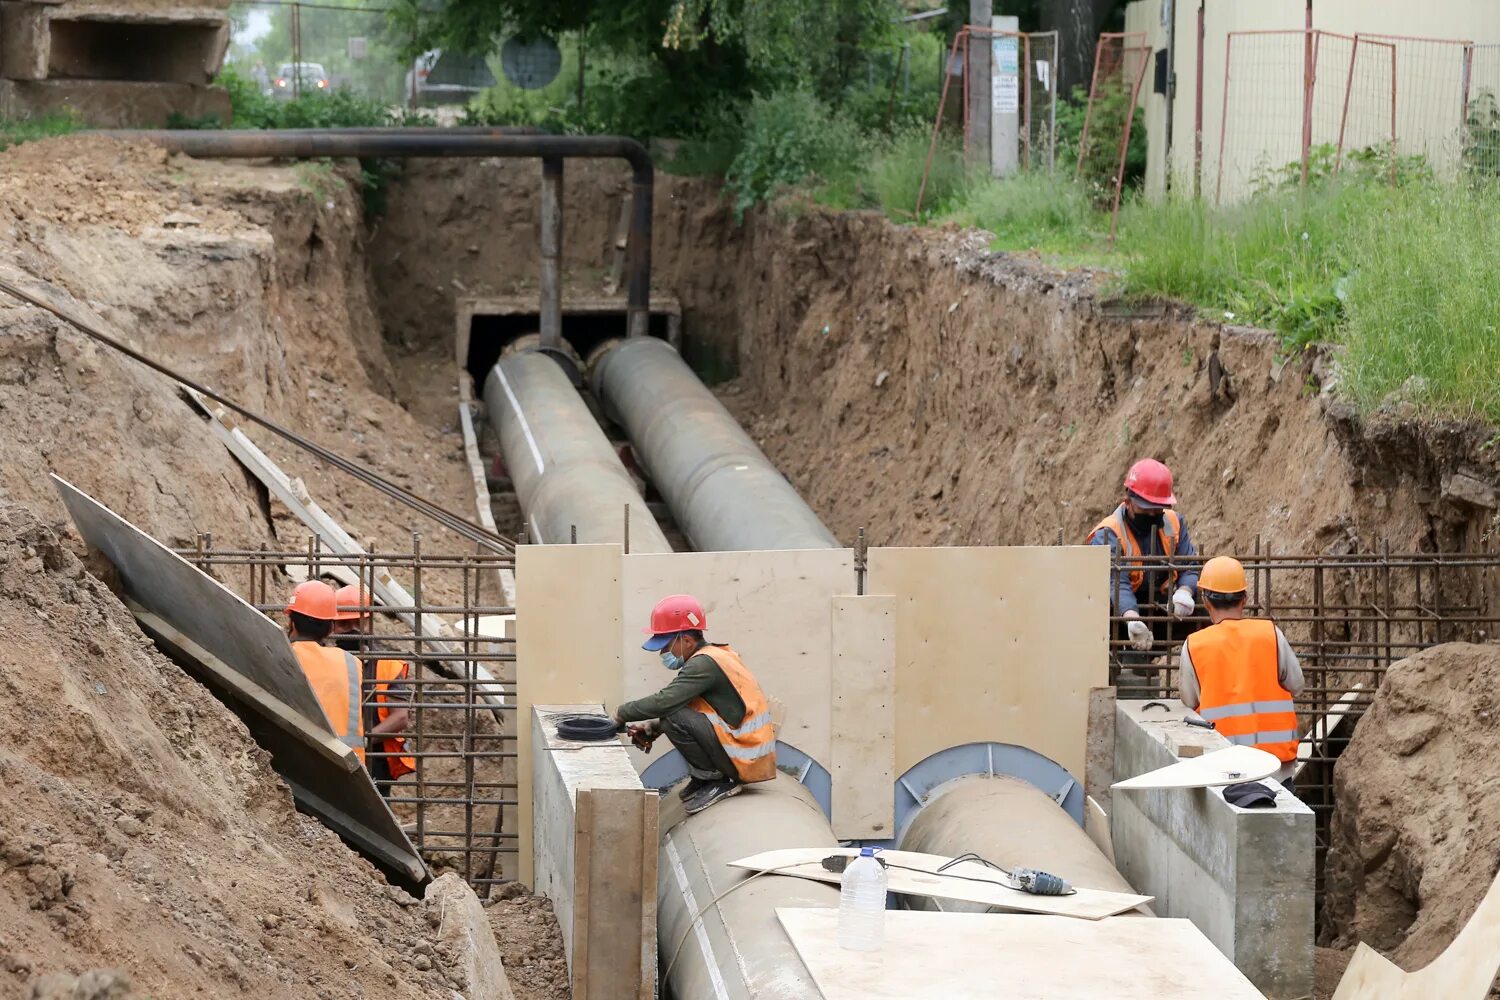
top-left (1111, 700), bottom-right (1314, 999)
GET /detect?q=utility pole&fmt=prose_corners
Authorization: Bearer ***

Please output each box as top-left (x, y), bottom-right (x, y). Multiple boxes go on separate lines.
top-left (968, 0), bottom-right (993, 172)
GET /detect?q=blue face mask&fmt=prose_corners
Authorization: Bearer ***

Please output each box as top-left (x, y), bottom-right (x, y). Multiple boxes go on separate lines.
top-left (660, 649), bottom-right (685, 671)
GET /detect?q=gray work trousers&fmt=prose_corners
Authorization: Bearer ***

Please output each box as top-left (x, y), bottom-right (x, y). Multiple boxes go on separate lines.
top-left (661, 707), bottom-right (737, 784)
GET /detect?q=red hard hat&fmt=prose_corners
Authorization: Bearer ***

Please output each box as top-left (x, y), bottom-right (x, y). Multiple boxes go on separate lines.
top-left (643, 594), bottom-right (706, 636)
top-left (1124, 458), bottom-right (1177, 507)
top-left (333, 584), bottom-right (369, 621)
top-left (286, 580), bottom-right (338, 621)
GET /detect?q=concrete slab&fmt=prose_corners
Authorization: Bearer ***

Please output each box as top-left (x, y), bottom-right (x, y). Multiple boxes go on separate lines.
top-left (1112, 699), bottom-right (1313, 999)
top-left (0, 78), bottom-right (230, 126)
top-left (429, 873), bottom-right (517, 1000)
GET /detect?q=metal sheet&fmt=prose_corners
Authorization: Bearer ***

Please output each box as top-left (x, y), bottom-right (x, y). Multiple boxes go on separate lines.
top-left (52, 475), bottom-right (430, 894)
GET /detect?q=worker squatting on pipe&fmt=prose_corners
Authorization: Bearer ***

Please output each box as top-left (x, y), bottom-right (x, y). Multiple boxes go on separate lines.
top-left (590, 337), bottom-right (839, 553)
top-left (483, 351), bottom-right (670, 551)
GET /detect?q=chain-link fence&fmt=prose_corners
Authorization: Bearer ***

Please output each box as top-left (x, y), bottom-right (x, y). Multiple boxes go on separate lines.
top-left (226, 1), bottom-right (415, 105)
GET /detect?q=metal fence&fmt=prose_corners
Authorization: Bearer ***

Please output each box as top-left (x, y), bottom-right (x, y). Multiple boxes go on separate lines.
top-left (226, 0), bottom-right (412, 103)
top-left (178, 535), bottom-right (519, 892)
top-left (1076, 31), bottom-right (1150, 240)
top-left (1106, 544), bottom-right (1500, 904)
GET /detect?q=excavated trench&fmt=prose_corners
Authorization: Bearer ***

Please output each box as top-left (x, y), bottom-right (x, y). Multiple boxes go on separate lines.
top-left (0, 136), bottom-right (1496, 997)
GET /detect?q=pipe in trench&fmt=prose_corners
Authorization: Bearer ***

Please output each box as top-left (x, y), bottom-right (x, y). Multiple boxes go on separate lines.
top-left (483, 351), bottom-right (670, 552)
top-left (589, 337), bottom-right (839, 552)
top-left (92, 129), bottom-right (655, 341)
top-left (658, 774), bottom-right (837, 1000)
top-left (898, 774), bottom-right (1145, 912)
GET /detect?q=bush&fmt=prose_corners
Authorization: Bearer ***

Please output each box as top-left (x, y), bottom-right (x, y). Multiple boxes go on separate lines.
top-left (724, 90), bottom-right (866, 218)
top-left (866, 127), bottom-right (962, 219)
top-left (945, 171), bottom-right (1098, 251)
top-left (219, 66), bottom-right (404, 129)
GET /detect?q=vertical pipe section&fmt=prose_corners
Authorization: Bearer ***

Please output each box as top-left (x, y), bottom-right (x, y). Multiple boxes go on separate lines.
top-left (484, 351), bottom-right (671, 552)
top-left (590, 337), bottom-right (838, 552)
top-left (658, 775), bottom-right (837, 1000)
top-left (899, 775), bottom-right (1143, 912)
top-left (540, 158), bottom-right (563, 352)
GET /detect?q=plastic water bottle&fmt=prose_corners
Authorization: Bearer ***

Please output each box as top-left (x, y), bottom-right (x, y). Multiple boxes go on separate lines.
top-left (837, 847), bottom-right (887, 951)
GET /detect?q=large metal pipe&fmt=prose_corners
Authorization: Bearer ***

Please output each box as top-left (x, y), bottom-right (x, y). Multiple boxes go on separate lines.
top-left (484, 351), bottom-right (670, 552)
top-left (590, 337), bottom-right (839, 552)
top-left (658, 775), bottom-right (836, 1000)
top-left (899, 774), bottom-right (1144, 912)
top-left (94, 129), bottom-right (655, 339)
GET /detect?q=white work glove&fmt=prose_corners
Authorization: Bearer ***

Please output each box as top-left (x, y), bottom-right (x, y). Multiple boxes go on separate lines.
top-left (1124, 613), bottom-right (1153, 651)
top-left (1171, 587), bottom-right (1195, 619)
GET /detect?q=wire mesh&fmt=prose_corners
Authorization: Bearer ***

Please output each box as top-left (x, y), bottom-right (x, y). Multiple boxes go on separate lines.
top-left (226, 1), bottom-right (414, 104)
top-left (1076, 32), bottom-right (1150, 239)
top-left (1105, 545), bottom-right (1500, 911)
top-left (179, 535), bottom-right (519, 890)
top-left (1463, 44), bottom-right (1500, 178)
top-left (1356, 33), bottom-right (1472, 174)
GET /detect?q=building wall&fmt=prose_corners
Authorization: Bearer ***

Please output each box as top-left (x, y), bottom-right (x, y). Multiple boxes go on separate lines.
top-left (1123, 0), bottom-right (1500, 200)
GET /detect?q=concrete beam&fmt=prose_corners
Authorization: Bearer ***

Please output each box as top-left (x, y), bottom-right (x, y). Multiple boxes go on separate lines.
top-left (1111, 700), bottom-right (1313, 999)
top-left (531, 706), bottom-right (657, 1000)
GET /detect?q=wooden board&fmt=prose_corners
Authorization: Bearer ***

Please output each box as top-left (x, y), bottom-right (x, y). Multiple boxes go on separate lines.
top-left (572, 787), bottom-right (658, 1000)
top-left (1333, 867), bottom-right (1500, 1000)
top-left (516, 544), bottom-right (624, 886)
top-left (731, 847), bottom-right (1152, 920)
top-left (617, 548), bottom-right (855, 771)
top-left (867, 546), bottom-right (1108, 782)
top-left (54, 475), bottom-right (329, 726)
top-left (830, 595), bottom-right (896, 839)
top-left (1112, 745), bottom-right (1280, 791)
top-left (776, 907), bottom-right (1266, 1000)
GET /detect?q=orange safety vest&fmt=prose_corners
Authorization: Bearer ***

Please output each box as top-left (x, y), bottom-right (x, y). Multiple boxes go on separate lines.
top-left (1184, 618), bottom-right (1299, 763)
top-left (292, 641), bottom-right (366, 762)
top-left (1087, 505), bottom-right (1182, 598)
top-left (371, 659), bottom-right (416, 779)
top-left (690, 645), bottom-right (777, 784)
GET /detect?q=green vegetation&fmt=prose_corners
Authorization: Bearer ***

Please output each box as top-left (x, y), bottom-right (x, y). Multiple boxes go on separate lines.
top-left (0, 112), bottom-right (84, 150)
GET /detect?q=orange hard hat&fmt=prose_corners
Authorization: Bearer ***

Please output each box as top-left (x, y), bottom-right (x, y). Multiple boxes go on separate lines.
top-left (1124, 458), bottom-right (1177, 507)
top-left (642, 594), bottom-right (705, 650)
top-left (1199, 556), bottom-right (1248, 596)
top-left (333, 584), bottom-right (370, 621)
top-left (286, 580), bottom-right (338, 621)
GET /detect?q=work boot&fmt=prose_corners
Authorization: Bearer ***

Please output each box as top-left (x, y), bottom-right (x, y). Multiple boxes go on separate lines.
top-left (684, 780), bottom-right (741, 815)
top-left (677, 776), bottom-right (710, 801)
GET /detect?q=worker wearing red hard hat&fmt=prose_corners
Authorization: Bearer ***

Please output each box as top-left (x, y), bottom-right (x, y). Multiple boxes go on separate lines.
top-left (1180, 557), bottom-right (1304, 792)
top-left (330, 585), bottom-right (414, 797)
top-left (1085, 458), bottom-right (1202, 690)
top-left (285, 581), bottom-right (367, 762)
top-left (611, 594), bottom-right (777, 815)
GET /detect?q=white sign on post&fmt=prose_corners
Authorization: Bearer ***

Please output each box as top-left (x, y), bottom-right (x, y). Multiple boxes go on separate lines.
top-left (990, 16), bottom-right (1021, 176)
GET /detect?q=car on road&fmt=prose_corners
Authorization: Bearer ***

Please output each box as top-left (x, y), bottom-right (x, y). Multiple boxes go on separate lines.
top-left (271, 62), bottom-right (330, 98)
top-left (404, 49), bottom-right (495, 106)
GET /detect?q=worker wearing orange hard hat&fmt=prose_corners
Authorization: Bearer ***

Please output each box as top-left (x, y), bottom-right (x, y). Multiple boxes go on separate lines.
top-left (331, 584), bottom-right (414, 798)
top-left (1086, 458), bottom-right (1202, 691)
top-left (611, 594), bottom-right (776, 815)
top-left (285, 581), bottom-right (366, 762)
top-left (1180, 556), bottom-right (1304, 791)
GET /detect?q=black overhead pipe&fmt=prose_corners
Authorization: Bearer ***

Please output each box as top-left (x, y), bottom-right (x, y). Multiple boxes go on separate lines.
top-left (92, 129), bottom-right (655, 341)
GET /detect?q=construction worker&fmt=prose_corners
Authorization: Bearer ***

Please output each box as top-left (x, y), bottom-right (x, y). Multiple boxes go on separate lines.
top-left (285, 581), bottom-right (365, 762)
top-left (610, 594), bottom-right (776, 815)
top-left (332, 584), bottom-right (414, 798)
top-left (1087, 458), bottom-right (1202, 690)
top-left (1179, 556), bottom-right (1304, 791)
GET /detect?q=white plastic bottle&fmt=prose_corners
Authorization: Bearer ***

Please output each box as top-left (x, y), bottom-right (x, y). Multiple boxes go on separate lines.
top-left (837, 847), bottom-right (887, 951)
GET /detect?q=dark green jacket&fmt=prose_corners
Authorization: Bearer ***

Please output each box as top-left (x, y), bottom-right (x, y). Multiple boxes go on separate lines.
top-left (616, 645), bottom-right (747, 727)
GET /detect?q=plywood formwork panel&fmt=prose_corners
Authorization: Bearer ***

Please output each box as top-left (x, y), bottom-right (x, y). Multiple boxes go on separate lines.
top-left (867, 545), bottom-right (1108, 782)
top-left (516, 544), bottom-right (624, 886)
top-left (829, 595), bottom-right (896, 839)
top-left (777, 907), bottom-right (1266, 999)
top-left (617, 548), bottom-right (855, 770)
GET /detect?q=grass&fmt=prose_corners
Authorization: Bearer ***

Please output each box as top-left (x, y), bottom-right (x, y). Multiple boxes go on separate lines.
top-left (0, 112), bottom-right (84, 150)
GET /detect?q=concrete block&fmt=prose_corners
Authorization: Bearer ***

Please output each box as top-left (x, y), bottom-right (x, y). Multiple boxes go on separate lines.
top-left (1112, 699), bottom-right (1314, 999)
top-left (0, 2), bottom-right (48, 79)
top-left (428, 872), bottom-right (517, 1000)
top-left (0, 78), bottom-right (230, 126)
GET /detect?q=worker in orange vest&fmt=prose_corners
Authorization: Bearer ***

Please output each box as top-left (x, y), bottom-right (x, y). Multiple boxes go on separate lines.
top-left (285, 581), bottom-right (366, 762)
top-left (1179, 556), bottom-right (1304, 791)
top-left (331, 584), bottom-right (414, 798)
top-left (1087, 458), bottom-right (1202, 692)
top-left (611, 594), bottom-right (776, 815)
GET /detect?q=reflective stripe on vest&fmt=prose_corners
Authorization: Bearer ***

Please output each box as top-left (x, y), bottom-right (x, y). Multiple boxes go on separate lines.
top-left (689, 644), bottom-right (777, 783)
top-left (291, 641), bottom-right (366, 763)
top-left (1185, 618), bottom-right (1298, 763)
top-left (1087, 506), bottom-right (1181, 597)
